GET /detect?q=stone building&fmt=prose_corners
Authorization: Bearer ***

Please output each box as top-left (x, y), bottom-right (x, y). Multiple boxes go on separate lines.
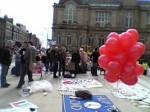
top-left (12, 23), bottom-right (29, 45)
top-left (15, 23), bottom-right (28, 42)
top-left (52, 0), bottom-right (150, 57)
top-left (0, 16), bottom-right (30, 48)
top-left (0, 18), bottom-right (5, 47)
top-left (28, 33), bottom-right (41, 49)
top-left (0, 16), bottom-right (13, 47)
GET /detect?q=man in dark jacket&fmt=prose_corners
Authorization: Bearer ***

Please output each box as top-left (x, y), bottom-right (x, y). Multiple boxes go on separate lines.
top-left (0, 41), bottom-right (13, 88)
top-left (58, 47), bottom-right (66, 77)
top-left (17, 42), bottom-right (34, 89)
top-left (90, 48), bottom-right (99, 76)
top-left (52, 47), bottom-right (59, 78)
top-left (71, 49), bottom-right (80, 75)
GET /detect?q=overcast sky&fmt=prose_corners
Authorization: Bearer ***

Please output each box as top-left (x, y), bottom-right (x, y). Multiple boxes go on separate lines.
top-left (0, 0), bottom-right (59, 47)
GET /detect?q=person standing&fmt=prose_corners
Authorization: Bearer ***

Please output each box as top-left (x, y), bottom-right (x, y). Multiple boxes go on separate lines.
top-left (52, 47), bottom-right (59, 78)
top-left (14, 50), bottom-right (21, 76)
top-left (0, 40), bottom-right (13, 88)
top-left (90, 48), bottom-right (99, 76)
top-left (71, 48), bottom-right (80, 75)
top-left (58, 47), bottom-right (66, 77)
top-left (79, 48), bottom-right (88, 73)
top-left (17, 42), bottom-right (34, 89)
top-left (42, 51), bottom-right (49, 74)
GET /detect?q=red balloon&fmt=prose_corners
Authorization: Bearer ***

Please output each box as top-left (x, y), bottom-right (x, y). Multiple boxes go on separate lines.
top-left (99, 45), bottom-right (109, 55)
top-left (120, 72), bottom-right (131, 79)
top-left (107, 61), bottom-right (122, 74)
top-left (135, 64), bottom-right (144, 76)
top-left (105, 71), bottom-right (119, 83)
top-left (99, 29), bottom-right (142, 85)
top-left (107, 32), bottom-right (119, 40)
top-left (105, 38), bottom-right (119, 54)
top-left (113, 52), bottom-right (127, 65)
top-left (127, 29), bottom-right (139, 43)
top-left (123, 62), bottom-right (135, 74)
top-left (98, 55), bottom-right (111, 69)
top-left (128, 43), bottom-right (145, 62)
top-left (119, 32), bottom-right (134, 50)
top-left (136, 42), bottom-right (145, 55)
top-left (121, 75), bottom-right (138, 85)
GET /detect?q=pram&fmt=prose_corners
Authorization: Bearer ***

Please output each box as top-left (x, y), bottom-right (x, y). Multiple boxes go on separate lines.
top-left (33, 61), bottom-right (44, 79)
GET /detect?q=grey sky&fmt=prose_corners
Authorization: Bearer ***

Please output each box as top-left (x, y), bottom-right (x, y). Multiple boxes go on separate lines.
top-left (0, 0), bottom-right (59, 47)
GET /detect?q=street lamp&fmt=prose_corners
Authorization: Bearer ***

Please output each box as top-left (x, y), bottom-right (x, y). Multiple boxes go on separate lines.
top-left (44, 28), bottom-right (49, 48)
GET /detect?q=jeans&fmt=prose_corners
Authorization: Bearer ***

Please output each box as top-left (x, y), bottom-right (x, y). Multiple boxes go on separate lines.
top-left (45, 62), bottom-right (49, 73)
top-left (15, 61), bottom-right (21, 76)
top-left (1, 64), bottom-right (9, 86)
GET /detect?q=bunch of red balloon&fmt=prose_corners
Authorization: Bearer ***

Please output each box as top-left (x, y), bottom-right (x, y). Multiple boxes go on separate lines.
top-left (98, 29), bottom-right (145, 85)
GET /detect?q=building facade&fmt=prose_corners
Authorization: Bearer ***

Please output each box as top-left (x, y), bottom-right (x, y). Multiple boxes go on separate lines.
top-left (29, 33), bottom-right (41, 49)
top-left (0, 15), bottom-right (40, 48)
top-left (52, 0), bottom-right (150, 56)
top-left (15, 23), bottom-right (29, 42)
top-left (0, 16), bottom-right (13, 47)
top-left (0, 18), bottom-right (5, 47)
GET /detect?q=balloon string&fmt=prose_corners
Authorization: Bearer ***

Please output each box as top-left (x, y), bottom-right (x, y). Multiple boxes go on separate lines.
top-left (117, 81), bottom-right (120, 93)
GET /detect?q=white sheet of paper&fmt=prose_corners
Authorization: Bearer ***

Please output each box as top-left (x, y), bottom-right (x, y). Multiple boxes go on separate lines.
top-left (0, 107), bottom-right (30, 112)
top-left (9, 99), bottom-right (38, 109)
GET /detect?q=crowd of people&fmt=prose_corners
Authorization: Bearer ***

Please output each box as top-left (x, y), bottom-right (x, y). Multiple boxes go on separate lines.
top-left (0, 40), bottom-right (150, 89)
top-left (0, 40), bottom-right (100, 89)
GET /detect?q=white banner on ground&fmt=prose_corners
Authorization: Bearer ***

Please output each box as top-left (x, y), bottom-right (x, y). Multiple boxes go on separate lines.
top-left (58, 79), bottom-right (103, 95)
top-left (109, 82), bottom-right (150, 107)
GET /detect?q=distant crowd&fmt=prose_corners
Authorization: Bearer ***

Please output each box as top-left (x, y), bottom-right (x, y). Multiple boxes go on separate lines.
top-left (0, 40), bottom-right (100, 88)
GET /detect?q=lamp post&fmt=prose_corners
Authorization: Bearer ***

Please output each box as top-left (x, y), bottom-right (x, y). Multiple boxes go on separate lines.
top-left (44, 28), bottom-right (49, 48)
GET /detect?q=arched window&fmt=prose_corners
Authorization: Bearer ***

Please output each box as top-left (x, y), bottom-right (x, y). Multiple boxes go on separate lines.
top-left (64, 4), bottom-right (76, 24)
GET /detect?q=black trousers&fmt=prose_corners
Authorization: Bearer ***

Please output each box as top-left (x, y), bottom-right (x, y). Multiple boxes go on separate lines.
top-left (53, 62), bottom-right (58, 77)
top-left (17, 63), bottom-right (33, 88)
top-left (91, 62), bottom-right (98, 76)
top-left (58, 60), bottom-right (65, 76)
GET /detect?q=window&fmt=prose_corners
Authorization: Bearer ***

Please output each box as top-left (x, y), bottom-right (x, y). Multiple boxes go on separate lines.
top-left (140, 38), bottom-right (145, 44)
top-left (67, 33), bottom-right (71, 45)
top-left (125, 12), bottom-right (132, 28)
top-left (99, 38), bottom-right (105, 47)
top-left (87, 38), bottom-right (91, 46)
top-left (64, 4), bottom-right (76, 24)
top-left (147, 13), bottom-right (150, 25)
top-left (79, 37), bottom-right (82, 46)
top-left (57, 35), bottom-right (61, 44)
top-left (91, 38), bottom-right (94, 46)
top-left (96, 11), bottom-right (111, 27)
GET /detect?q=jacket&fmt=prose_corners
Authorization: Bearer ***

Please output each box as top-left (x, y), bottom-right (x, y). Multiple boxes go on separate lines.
top-left (0, 48), bottom-right (12, 66)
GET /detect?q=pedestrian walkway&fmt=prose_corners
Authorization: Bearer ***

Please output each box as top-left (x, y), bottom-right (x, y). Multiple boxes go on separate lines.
top-left (0, 71), bottom-right (150, 112)
top-left (139, 76), bottom-right (150, 89)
